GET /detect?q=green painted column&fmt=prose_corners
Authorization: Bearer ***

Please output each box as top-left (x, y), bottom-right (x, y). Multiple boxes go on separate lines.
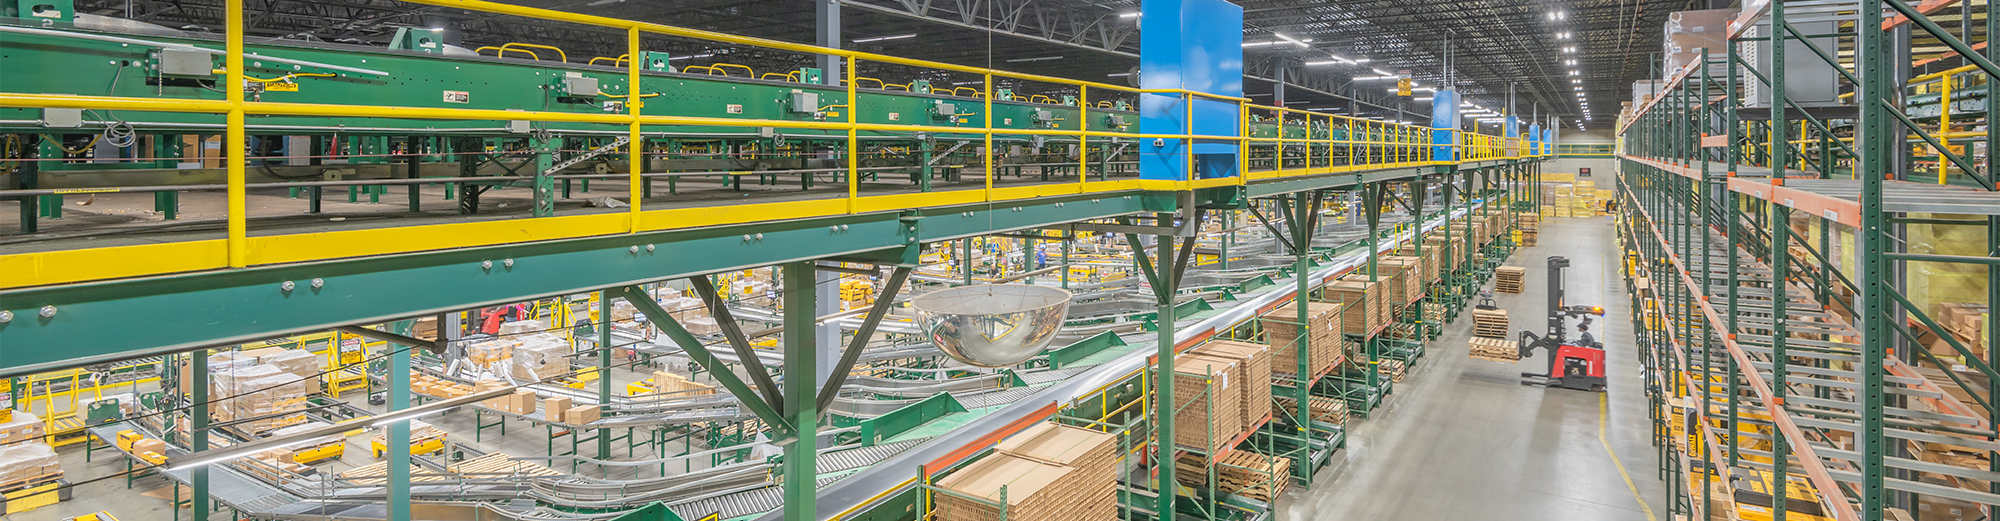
top-left (387, 322), bottom-right (412, 521)
top-left (191, 349), bottom-right (208, 520)
top-left (962, 239), bottom-right (974, 285)
top-left (1288, 198), bottom-right (1311, 483)
top-left (1220, 211), bottom-right (1232, 270)
top-left (1769, 203), bottom-right (1790, 521)
top-left (598, 292), bottom-right (614, 460)
top-left (1151, 225), bottom-right (1178, 519)
top-left (533, 136), bottom-right (557, 217)
top-left (781, 262), bottom-right (819, 521)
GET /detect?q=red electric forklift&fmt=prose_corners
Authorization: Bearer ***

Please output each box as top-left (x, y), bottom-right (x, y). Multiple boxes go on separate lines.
top-left (1516, 256), bottom-right (1609, 392)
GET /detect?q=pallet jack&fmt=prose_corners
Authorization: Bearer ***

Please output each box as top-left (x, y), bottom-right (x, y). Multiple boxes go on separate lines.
top-left (1517, 256), bottom-right (1609, 392)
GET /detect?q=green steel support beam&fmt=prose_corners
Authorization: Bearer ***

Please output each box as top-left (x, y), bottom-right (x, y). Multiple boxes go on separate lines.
top-left (781, 262), bottom-right (819, 521)
top-left (618, 285), bottom-right (791, 435)
top-left (690, 277), bottom-right (786, 409)
top-left (191, 349), bottom-right (208, 521)
top-left (1151, 218), bottom-right (1178, 520)
top-left (1859, 0), bottom-right (1892, 514)
top-left (598, 291), bottom-right (614, 460)
top-left (388, 321), bottom-right (413, 521)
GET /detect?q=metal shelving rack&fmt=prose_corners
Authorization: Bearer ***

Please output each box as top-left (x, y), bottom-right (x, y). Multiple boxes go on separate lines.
top-left (1618, 1), bottom-right (2000, 519)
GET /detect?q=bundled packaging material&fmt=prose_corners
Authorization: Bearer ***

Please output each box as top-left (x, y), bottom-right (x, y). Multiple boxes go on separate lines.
top-left (260, 349), bottom-right (322, 379)
top-left (934, 453), bottom-right (1111, 521)
top-left (510, 336), bottom-right (571, 382)
top-left (497, 319), bottom-right (547, 336)
top-left (1260, 301), bottom-right (1343, 376)
top-left (984, 422), bottom-right (1119, 521)
top-left (1172, 354), bottom-right (1243, 454)
top-left (0, 410), bottom-right (45, 447)
top-left (1189, 340), bottom-right (1273, 425)
top-left (1378, 256), bottom-right (1425, 304)
top-left (0, 442), bottom-right (61, 486)
top-left (1326, 278), bottom-right (1386, 336)
top-left (210, 365), bottom-right (310, 433)
top-left (651, 371), bottom-right (717, 397)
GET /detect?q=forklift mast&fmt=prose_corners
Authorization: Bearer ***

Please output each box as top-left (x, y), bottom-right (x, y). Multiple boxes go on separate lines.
top-left (1544, 256), bottom-right (1572, 345)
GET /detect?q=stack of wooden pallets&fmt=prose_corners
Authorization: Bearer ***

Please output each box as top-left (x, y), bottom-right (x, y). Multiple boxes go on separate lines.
top-left (1494, 266), bottom-right (1527, 294)
top-left (1276, 395), bottom-right (1349, 424)
top-left (1471, 308), bottom-right (1510, 338)
top-left (1377, 358), bottom-right (1407, 382)
top-left (1468, 337), bottom-right (1521, 362)
top-left (1174, 450), bottom-right (1292, 502)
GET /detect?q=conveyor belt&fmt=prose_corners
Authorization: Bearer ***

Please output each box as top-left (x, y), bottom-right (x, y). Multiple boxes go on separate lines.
top-left (761, 204), bottom-right (1486, 521)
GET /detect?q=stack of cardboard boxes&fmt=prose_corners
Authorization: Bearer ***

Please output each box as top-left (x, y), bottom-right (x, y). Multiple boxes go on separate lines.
top-left (935, 422), bottom-right (1117, 521)
top-left (1171, 354), bottom-right (1242, 454)
top-left (1517, 213), bottom-right (1540, 246)
top-left (210, 365), bottom-right (311, 434)
top-left (409, 373), bottom-right (475, 399)
top-left (0, 410), bottom-right (46, 447)
top-left (0, 442), bottom-right (61, 486)
top-left (482, 389), bottom-right (542, 416)
top-left (1258, 302), bottom-right (1343, 376)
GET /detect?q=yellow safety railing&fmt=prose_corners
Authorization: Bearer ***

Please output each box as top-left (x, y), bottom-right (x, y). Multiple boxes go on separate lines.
top-left (473, 45), bottom-right (539, 60)
top-left (0, 0), bottom-right (1530, 289)
top-left (499, 42), bottom-right (568, 62)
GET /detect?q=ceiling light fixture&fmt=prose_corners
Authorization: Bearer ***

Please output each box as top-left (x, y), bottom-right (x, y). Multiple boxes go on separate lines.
top-left (668, 53), bottom-right (714, 60)
top-left (852, 34), bottom-right (917, 43)
top-left (1005, 56), bottom-right (1064, 62)
top-left (1274, 33), bottom-right (1311, 48)
top-left (1119, 12), bottom-right (1139, 18)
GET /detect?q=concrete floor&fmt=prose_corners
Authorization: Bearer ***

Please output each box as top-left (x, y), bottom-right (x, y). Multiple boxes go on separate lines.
top-left (1274, 215), bottom-right (1665, 521)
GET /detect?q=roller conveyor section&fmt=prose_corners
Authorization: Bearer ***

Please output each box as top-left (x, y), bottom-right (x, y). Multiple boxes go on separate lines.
top-left (840, 374), bottom-right (1006, 396)
top-left (764, 204), bottom-right (1489, 521)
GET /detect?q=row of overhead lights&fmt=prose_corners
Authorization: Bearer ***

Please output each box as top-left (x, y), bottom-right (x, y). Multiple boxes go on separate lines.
top-left (1551, 8), bottom-right (1588, 129)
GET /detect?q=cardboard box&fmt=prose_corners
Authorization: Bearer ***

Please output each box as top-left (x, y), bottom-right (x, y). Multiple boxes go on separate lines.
top-left (544, 397), bottom-right (573, 422)
top-left (133, 437), bottom-right (165, 456)
top-left (510, 390), bottom-right (538, 414)
top-left (995, 422), bottom-right (1116, 468)
top-left (565, 405), bottom-right (601, 425)
top-left (1917, 493), bottom-right (1981, 521)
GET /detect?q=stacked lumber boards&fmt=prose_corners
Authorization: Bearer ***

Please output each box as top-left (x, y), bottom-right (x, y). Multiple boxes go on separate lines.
top-left (1170, 355), bottom-right (1244, 454)
top-left (936, 422), bottom-right (1118, 521)
top-left (1260, 302), bottom-right (1343, 376)
top-left (1173, 450), bottom-right (1292, 502)
top-left (1189, 341), bottom-right (1273, 427)
top-left (1327, 277), bottom-right (1387, 336)
top-left (1494, 266), bottom-right (1527, 294)
top-left (1471, 308), bottom-right (1511, 339)
top-left (1468, 337), bottom-right (1522, 362)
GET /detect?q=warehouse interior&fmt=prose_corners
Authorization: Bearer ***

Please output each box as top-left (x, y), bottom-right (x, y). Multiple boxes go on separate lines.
top-left (0, 0), bottom-right (1993, 520)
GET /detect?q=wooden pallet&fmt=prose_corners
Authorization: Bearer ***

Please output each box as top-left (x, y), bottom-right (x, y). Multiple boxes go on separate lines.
top-left (1494, 266), bottom-right (1527, 294)
top-left (1470, 308), bottom-right (1510, 339)
top-left (0, 471), bottom-right (62, 494)
top-left (1275, 396), bottom-right (1349, 424)
top-left (1376, 359), bottom-right (1407, 382)
top-left (1468, 337), bottom-right (1521, 362)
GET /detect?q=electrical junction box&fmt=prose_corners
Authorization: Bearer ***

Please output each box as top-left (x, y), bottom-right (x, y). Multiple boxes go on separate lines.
top-left (40, 108), bottom-right (81, 128)
top-left (560, 75), bottom-right (599, 97)
top-left (931, 100), bottom-right (957, 118)
top-left (508, 120), bottom-right (531, 133)
top-left (791, 91), bottom-right (819, 114)
top-left (1106, 114), bottom-right (1128, 127)
top-left (159, 49), bottom-right (212, 76)
top-left (1032, 108), bottom-right (1054, 124)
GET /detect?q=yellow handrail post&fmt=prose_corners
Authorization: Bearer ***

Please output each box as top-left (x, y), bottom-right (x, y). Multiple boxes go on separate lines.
top-left (1079, 85), bottom-right (1089, 187)
top-left (847, 55), bottom-right (859, 213)
top-left (627, 26), bottom-right (643, 229)
top-left (1939, 72), bottom-right (1952, 184)
top-left (1184, 93), bottom-right (1195, 183)
top-left (226, 0), bottom-right (246, 268)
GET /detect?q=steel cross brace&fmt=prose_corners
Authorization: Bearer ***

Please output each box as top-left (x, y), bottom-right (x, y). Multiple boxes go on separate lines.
top-left (616, 285), bottom-right (792, 436)
top-left (690, 276), bottom-right (787, 410)
top-left (816, 266), bottom-right (912, 417)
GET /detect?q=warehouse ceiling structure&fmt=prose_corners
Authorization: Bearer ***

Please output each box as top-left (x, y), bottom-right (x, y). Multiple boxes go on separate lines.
top-left (71, 0), bottom-right (1685, 130)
